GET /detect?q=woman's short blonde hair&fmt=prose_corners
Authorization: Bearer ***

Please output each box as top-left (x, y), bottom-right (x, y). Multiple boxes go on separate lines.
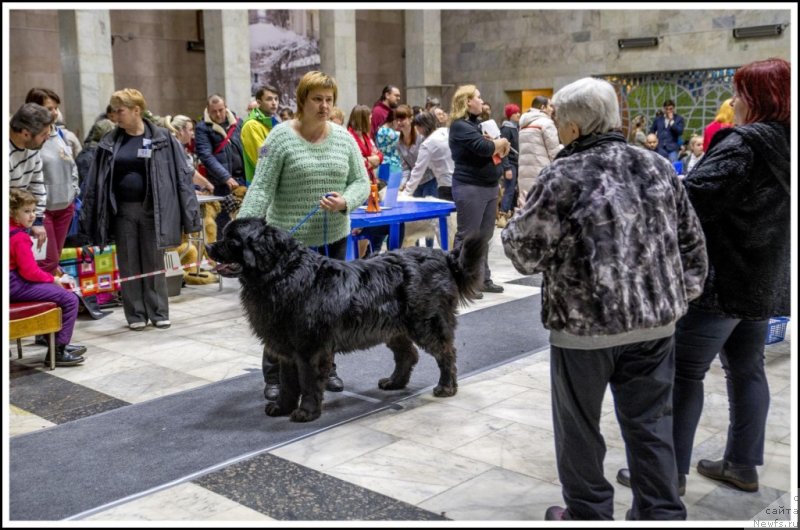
top-left (449, 84), bottom-right (478, 124)
top-left (295, 71), bottom-right (338, 121)
top-left (714, 98), bottom-right (735, 125)
top-left (166, 114), bottom-right (194, 136)
top-left (110, 88), bottom-right (147, 114)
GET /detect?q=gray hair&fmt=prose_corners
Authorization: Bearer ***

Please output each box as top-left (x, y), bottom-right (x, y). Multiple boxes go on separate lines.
top-left (551, 78), bottom-right (621, 136)
top-left (10, 103), bottom-right (54, 134)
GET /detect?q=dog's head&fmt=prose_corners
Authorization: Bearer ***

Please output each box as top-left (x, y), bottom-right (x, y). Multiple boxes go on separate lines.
top-left (206, 217), bottom-right (299, 277)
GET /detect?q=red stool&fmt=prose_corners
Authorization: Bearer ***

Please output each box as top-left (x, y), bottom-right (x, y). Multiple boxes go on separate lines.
top-left (9, 302), bottom-right (62, 370)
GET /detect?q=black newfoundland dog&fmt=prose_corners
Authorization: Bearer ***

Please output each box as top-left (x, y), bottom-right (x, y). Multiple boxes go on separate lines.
top-left (206, 217), bottom-right (486, 422)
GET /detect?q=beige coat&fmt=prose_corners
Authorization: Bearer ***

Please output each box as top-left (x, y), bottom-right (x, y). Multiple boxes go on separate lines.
top-left (517, 108), bottom-right (561, 196)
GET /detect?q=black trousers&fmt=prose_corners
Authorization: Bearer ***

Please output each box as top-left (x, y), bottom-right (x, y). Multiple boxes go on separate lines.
top-left (262, 236), bottom-right (348, 382)
top-left (551, 337), bottom-right (686, 520)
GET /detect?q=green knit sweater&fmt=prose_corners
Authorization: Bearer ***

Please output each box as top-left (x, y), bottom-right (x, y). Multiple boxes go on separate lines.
top-left (238, 121), bottom-right (370, 247)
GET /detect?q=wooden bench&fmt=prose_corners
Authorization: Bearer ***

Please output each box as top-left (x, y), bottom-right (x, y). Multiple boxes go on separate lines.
top-left (9, 301), bottom-right (62, 370)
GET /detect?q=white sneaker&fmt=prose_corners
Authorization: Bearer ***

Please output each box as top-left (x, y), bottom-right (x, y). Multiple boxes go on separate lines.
top-left (129, 322), bottom-right (146, 331)
top-left (154, 320), bottom-right (171, 329)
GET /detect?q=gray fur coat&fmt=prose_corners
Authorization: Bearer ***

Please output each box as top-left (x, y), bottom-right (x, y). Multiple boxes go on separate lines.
top-left (502, 132), bottom-right (708, 338)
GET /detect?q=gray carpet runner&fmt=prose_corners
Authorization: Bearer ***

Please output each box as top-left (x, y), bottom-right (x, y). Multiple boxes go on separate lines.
top-left (10, 295), bottom-right (548, 520)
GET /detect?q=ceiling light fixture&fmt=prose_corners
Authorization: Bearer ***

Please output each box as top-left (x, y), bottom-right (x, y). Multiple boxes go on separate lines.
top-left (618, 37), bottom-right (659, 50)
top-left (732, 24), bottom-right (784, 39)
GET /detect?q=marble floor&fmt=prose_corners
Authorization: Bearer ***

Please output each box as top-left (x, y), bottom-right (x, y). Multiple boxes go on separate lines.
top-left (5, 230), bottom-right (796, 524)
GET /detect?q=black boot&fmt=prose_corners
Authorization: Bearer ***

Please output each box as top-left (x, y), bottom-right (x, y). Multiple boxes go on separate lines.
top-left (44, 345), bottom-right (86, 367)
top-left (263, 350), bottom-right (280, 401)
top-left (326, 362), bottom-right (344, 392)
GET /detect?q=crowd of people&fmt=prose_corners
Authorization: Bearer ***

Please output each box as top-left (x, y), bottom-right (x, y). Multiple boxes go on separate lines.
top-left (8, 57), bottom-right (790, 520)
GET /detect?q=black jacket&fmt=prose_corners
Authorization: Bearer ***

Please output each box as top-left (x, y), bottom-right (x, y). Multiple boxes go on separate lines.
top-left (80, 120), bottom-right (201, 249)
top-left (500, 120), bottom-right (519, 170)
top-left (683, 122), bottom-right (790, 319)
top-left (449, 115), bottom-right (502, 187)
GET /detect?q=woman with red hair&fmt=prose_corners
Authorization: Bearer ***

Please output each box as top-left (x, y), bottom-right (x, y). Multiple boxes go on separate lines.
top-left (676, 58), bottom-right (789, 495)
top-left (617, 57), bottom-right (790, 498)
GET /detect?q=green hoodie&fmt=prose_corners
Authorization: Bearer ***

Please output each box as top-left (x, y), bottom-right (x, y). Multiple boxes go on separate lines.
top-left (241, 108), bottom-right (280, 184)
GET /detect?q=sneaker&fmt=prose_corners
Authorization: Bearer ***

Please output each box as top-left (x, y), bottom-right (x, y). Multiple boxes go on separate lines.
top-left (480, 281), bottom-right (505, 293)
top-left (129, 322), bottom-right (146, 331)
top-left (544, 506), bottom-right (568, 521)
top-left (35, 335), bottom-right (49, 347)
top-left (697, 458), bottom-right (758, 492)
top-left (154, 320), bottom-right (171, 329)
top-left (326, 363), bottom-right (344, 392)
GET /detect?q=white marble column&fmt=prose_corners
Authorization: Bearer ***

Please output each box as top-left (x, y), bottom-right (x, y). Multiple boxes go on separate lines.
top-left (58, 10), bottom-right (115, 141)
top-left (404, 10), bottom-right (442, 108)
top-left (319, 10), bottom-right (357, 119)
top-left (203, 10), bottom-right (252, 119)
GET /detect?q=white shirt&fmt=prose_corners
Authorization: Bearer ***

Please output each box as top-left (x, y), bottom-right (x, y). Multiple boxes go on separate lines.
top-left (403, 127), bottom-right (454, 195)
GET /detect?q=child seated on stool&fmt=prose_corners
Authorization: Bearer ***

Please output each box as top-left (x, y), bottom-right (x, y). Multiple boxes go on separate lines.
top-left (9, 189), bottom-right (86, 366)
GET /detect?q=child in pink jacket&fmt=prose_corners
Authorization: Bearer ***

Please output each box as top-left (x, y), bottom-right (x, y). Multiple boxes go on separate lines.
top-left (10, 188), bottom-right (85, 366)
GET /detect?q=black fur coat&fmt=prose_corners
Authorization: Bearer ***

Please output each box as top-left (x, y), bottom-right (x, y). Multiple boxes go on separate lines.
top-left (683, 122), bottom-right (790, 319)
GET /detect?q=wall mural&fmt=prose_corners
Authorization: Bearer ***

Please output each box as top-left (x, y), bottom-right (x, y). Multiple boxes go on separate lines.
top-left (249, 9), bottom-right (320, 111)
top-left (604, 67), bottom-right (737, 145)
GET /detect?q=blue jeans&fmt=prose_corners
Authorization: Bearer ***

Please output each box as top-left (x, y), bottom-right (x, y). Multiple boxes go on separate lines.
top-left (500, 165), bottom-right (518, 212)
top-left (672, 306), bottom-right (770, 472)
top-left (413, 177), bottom-right (438, 199)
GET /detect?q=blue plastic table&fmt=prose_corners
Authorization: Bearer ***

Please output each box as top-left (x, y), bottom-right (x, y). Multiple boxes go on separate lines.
top-left (347, 199), bottom-right (457, 260)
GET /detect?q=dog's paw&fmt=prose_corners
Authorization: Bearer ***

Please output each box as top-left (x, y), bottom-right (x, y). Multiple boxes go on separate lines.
top-left (265, 402), bottom-right (290, 417)
top-left (290, 408), bottom-right (321, 423)
top-left (433, 384), bottom-right (457, 398)
top-left (378, 377), bottom-right (408, 390)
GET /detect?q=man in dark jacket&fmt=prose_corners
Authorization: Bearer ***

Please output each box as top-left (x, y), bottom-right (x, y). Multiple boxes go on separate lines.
top-left (649, 99), bottom-right (685, 162)
top-left (194, 94), bottom-right (245, 231)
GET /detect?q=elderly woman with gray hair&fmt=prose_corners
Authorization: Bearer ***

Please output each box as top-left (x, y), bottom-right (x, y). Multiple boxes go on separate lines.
top-left (502, 77), bottom-right (708, 521)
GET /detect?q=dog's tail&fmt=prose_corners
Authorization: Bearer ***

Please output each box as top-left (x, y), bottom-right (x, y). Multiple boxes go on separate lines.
top-left (448, 233), bottom-right (488, 305)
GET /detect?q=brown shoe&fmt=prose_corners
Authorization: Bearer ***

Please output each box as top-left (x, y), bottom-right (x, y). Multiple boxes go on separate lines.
top-left (697, 459), bottom-right (758, 492)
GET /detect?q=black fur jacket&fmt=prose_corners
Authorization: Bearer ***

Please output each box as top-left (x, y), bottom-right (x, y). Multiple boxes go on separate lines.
top-left (683, 122), bottom-right (790, 319)
top-left (502, 132), bottom-right (708, 338)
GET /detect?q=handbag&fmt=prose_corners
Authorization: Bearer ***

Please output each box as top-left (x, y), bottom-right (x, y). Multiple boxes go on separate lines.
top-left (60, 245), bottom-right (120, 296)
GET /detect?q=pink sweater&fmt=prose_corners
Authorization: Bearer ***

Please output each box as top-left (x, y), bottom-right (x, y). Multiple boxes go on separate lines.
top-left (9, 220), bottom-right (54, 283)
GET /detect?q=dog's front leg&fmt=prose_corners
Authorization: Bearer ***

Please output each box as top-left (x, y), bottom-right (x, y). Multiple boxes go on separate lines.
top-left (379, 335), bottom-right (419, 390)
top-left (289, 354), bottom-right (326, 422)
top-left (265, 359), bottom-right (300, 417)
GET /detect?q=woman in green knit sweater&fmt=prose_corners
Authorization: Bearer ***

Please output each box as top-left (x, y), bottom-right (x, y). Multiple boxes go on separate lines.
top-left (238, 70), bottom-right (370, 400)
